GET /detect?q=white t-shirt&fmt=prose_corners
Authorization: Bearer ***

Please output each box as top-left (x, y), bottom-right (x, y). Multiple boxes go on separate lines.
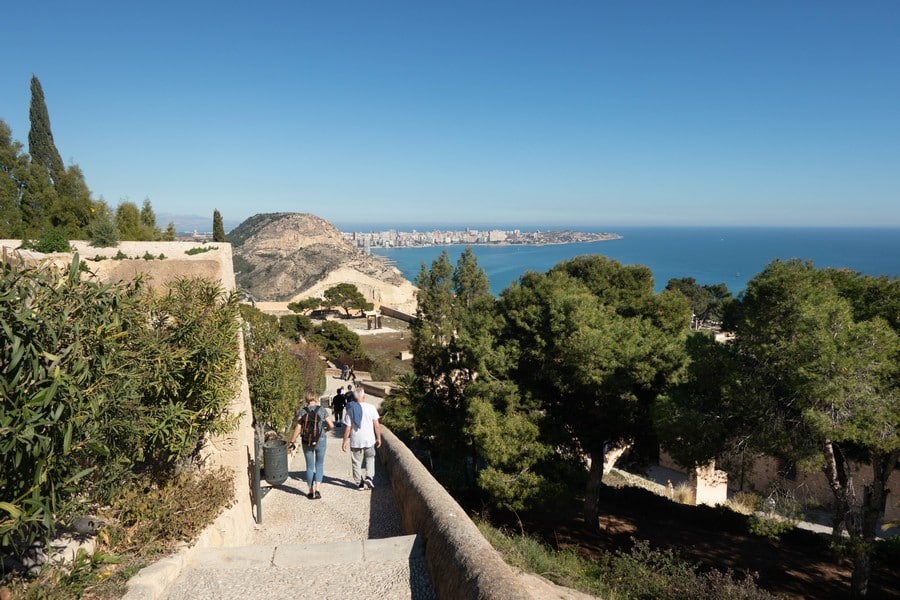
top-left (347, 402), bottom-right (379, 449)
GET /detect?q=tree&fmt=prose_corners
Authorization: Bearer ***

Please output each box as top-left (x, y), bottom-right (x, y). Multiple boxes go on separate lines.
top-left (0, 120), bottom-right (27, 238)
top-left (288, 298), bottom-right (322, 314)
top-left (49, 165), bottom-right (95, 237)
top-left (402, 248), bottom-right (553, 508)
top-left (87, 201), bottom-right (119, 247)
top-left (212, 209), bottom-right (225, 242)
top-left (323, 283), bottom-right (374, 316)
top-left (116, 201), bottom-right (142, 240)
top-left (720, 260), bottom-right (898, 598)
top-left (309, 320), bottom-right (364, 362)
top-left (279, 313), bottom-right (314, 341)
top-left (27, 75), bottom-right (64, 185)
top-left (140, 197), bottom-right (156, 231)
top-left (665, 277), bottom-right (732, 326)
top-left (498, 255), bottom-right (691, 527)
top-left (19, 161), bottom-right (57, 237)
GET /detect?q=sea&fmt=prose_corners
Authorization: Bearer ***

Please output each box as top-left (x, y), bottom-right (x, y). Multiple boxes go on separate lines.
top-left (366, 227), bottom-right (899, 297)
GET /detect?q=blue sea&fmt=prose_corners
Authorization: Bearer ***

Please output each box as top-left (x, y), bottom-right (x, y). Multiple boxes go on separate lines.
top-left (369, 227), bottom-right (899, 296)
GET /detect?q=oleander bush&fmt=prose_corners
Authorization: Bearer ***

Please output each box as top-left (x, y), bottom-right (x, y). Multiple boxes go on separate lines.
top-left (1, 257), bottom-right (240, 557)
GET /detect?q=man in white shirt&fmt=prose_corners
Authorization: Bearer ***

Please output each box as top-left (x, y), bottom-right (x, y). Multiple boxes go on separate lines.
top-left (341, 388), bottom-right (382, 490)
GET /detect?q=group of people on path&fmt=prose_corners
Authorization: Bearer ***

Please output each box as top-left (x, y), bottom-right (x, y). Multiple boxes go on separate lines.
top-left (340, 363), bottom-right (356, 382)
top-left (287, 383), bottom-right (381, 499)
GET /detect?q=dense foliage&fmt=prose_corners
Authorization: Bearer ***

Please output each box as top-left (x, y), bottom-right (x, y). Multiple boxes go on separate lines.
top-left (384, 246), bottom-right (898, 597)
top-left (658, 259), bottom-right (899, 597)
top-left (382, 249), bottom-right (692, 519)
top-left (0, 258), bottom-right (241, 554)
top-left (240, 304), bottom-right (325, 436)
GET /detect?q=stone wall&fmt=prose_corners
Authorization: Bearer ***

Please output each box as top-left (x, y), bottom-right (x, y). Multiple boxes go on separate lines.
top-left (379, 427), bottom-right (533, 600)
top-left (660, 450), bottom-right (900, 525)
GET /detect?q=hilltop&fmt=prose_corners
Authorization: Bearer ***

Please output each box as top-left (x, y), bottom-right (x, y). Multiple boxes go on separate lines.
top-left (229, 213), bottom-right (417, 313)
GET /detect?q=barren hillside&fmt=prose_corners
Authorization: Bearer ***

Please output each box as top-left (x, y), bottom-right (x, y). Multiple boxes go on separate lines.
top-left (229, 212), bottom-right (417, 312)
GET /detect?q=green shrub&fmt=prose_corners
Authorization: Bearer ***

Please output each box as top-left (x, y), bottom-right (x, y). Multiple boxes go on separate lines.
top-left (22, 228), bottom-right (71, 253)
top-left (0, 259), bottom-right (241, 553)
top-left (477, 522), bottom-right (777, 600)
top-left (88, 214), bottom-right (119, 247)
top-left (185, 246), bottom-right (217, 256)
top-left (113, 250), bottom-right (127, 260)
top-left (0, 256), bottom-right (144, 552)
top-left (242, 304), bottom-right (309, 434)
top-left (746, 489), bottom-right (802, 541)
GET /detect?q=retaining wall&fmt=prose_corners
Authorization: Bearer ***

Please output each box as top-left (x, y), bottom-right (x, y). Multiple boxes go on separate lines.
top-left (379, 427), bottom-right (533, 600)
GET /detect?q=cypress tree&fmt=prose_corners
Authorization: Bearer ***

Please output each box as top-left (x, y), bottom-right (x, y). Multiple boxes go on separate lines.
top-left (28, 75), bottom-right (64, 184)
top-left (212, 209), bottom-right (225, 242)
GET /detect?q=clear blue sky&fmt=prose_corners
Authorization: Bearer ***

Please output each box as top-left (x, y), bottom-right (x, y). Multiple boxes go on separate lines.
top-left (3, 1), bottom-right (899, 228)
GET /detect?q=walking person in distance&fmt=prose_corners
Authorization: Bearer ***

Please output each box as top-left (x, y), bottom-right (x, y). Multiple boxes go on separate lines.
top-left (341, 388), bottom-right (381, 490)
top-left (289, 391), bottom-right (334, 499)
top-left (332, 386), bottom-right (347, 426)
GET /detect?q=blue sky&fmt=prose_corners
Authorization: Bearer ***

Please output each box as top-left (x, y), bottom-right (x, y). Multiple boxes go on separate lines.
top-left (2, 1), bottom-right (899, 229)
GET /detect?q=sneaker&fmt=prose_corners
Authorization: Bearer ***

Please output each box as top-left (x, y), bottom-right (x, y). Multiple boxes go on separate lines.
top-left (357, 481), bottom-right (365, 490)
top-left (314, 491), bottom-right (321, 499)
top-left (307, 491), bottom-right (314, 499)
top-left (363, 477), bottom-right (375, 490)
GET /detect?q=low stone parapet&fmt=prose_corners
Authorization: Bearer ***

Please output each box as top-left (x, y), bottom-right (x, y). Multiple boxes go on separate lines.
top-left (379, 427), bottom-right (532, 600)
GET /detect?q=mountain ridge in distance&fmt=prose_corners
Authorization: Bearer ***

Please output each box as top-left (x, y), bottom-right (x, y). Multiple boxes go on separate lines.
top-left (156, 212), bottom-right (244, 234)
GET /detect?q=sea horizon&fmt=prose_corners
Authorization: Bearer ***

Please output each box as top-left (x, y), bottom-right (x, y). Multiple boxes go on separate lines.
top-left (367, 226), bottom-right (899, 296)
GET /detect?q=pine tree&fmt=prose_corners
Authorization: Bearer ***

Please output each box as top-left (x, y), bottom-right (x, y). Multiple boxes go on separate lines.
top-left (28, 75), bottom-right (64, 184)
top-left (212, 209), bottom-right (225, 242)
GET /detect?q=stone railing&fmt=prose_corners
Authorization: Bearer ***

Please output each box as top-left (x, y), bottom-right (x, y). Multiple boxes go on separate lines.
top-left (379, 427), bottom-right (533, 599)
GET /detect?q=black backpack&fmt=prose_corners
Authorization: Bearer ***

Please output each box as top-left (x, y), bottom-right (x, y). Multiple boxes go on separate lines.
top-left (298, 406), bottom-right (325, 447)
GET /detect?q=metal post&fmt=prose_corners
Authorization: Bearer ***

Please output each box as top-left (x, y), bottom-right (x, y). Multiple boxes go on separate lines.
top-left (253, 426), bottom-right (262, 524)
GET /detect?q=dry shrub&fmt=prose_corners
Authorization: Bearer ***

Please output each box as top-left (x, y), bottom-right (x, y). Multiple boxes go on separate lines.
top-left (672, 482), bottom-right (696, 505)
top-left (103, 467), bottom-right (234, 557)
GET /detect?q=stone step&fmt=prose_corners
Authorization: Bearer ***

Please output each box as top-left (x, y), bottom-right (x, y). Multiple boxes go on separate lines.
top-left (160, 534), bottom-right (434, 599)
top-left (185, 534), bottom-right (424, 570)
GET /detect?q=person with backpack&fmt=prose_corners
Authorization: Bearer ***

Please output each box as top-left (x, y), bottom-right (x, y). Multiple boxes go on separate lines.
top-left (341, 388), bottom-right (381, 490)
top-left (332, 386), bottom-right (347, 426)
top-left (288, 391), bottom-right (335, 499)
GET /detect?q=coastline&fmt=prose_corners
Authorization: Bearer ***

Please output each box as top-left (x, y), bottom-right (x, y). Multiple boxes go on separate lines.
top-left (370, 227), bottom-right (899, 297)
top-left (374, 236), bottom-right (621, 249)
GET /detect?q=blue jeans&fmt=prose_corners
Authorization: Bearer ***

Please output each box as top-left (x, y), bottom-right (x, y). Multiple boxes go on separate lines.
top-left (302, 435), bottom-right (327, 488)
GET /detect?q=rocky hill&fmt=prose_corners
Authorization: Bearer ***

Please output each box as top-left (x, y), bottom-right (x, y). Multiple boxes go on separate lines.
top-left (229, 213), bottom-right (417, 312)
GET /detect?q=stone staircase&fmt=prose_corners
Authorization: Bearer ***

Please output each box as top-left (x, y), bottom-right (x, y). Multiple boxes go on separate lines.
top-left (158, 424), bottom-right (436, 599)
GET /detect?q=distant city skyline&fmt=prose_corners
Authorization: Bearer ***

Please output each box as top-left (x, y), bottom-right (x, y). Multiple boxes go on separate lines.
top-left (4, 2), bottom-right (899, 228)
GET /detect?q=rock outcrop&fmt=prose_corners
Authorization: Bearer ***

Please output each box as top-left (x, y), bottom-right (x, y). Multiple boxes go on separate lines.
top-left (229, 213), bottom-right (417, 313)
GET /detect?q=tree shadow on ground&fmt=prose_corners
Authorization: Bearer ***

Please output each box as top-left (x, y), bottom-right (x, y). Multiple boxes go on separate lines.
top-left (507, 485), bottom-right (900, 600)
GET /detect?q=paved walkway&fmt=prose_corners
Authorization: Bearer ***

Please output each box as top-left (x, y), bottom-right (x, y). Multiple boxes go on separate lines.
top-left (161, 377), bottom-right (435, 600)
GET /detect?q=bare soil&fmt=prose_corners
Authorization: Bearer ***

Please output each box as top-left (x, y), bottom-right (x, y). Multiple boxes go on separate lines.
top-left (345, 315), bottom-right (414, 378)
